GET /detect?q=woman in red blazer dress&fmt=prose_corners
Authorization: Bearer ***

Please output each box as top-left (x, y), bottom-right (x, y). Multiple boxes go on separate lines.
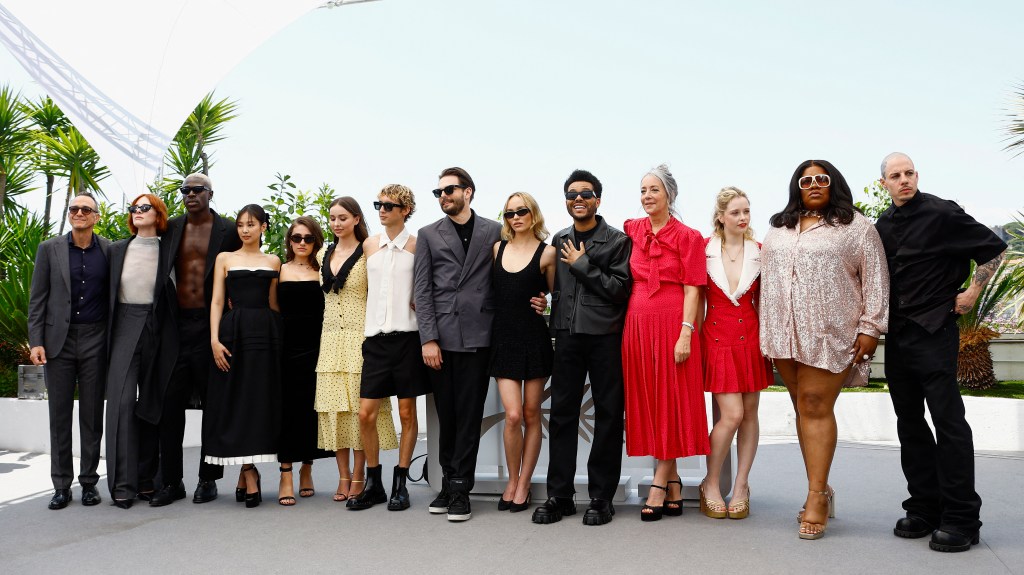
top-left (622, 165), bottom-right (710, 522)
top-left (699, 187), bottom-right (773, 520)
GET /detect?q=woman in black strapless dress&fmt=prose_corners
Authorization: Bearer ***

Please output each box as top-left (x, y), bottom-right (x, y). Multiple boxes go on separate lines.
top-left (276, 217), bottom-right (333, 505)
top-left (489, 192), bottom-right (557, 513)
top-left (206, 204), bottom-right (284, 508)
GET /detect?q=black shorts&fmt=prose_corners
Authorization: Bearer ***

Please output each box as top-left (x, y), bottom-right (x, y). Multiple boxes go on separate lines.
top-left (360, 331), bottom-right (431, 399)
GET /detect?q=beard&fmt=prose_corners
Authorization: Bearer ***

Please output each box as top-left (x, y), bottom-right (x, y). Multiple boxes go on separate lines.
top-left (568, 202), bottom-right (597, 222)
top-left (441, 195), bottom-right (466, 216)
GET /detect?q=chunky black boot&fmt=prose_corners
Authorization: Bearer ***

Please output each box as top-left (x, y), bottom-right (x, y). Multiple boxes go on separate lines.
top-left (347, 465), bottom-right (388, 510)
top-left (388, 466), bottom-right (411, 511)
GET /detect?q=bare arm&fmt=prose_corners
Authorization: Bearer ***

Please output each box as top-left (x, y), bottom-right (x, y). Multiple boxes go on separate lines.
top-left (674, 285), bottom-right (700, 363)
top-left (210, 254), bottom-right (231, 371)
top-left (956, 250), bottom-right (1006, 314)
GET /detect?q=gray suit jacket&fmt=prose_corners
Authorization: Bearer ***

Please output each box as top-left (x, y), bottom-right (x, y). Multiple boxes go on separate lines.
top-left (414, 211), bottom-right (501, 352)
top-left (28, 232), bottom-right (112, 358)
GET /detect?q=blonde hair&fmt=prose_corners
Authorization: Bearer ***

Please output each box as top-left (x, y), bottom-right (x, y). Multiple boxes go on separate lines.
top-left (712, 186), bottom-right (755, 241)
top-left (379, 184), bottom-right (416, 222)
top-left (500, 192), bottom-right (549, 241)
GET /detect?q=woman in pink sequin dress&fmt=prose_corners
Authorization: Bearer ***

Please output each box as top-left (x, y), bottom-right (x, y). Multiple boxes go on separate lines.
top-left (622, 164), bottom-right (709, 522)
top-left (760, 160), bottom-right (888, 540)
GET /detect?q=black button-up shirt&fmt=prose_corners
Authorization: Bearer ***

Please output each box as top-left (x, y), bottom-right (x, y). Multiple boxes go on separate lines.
top-left (875, 191), bottom-right (1005, 333)
top-left (450, 212), bottom-right (475, 254)
top-left (67, 232), bottom-right (109, 324)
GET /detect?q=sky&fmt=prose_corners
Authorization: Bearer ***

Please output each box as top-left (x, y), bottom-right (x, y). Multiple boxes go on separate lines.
top-left (3, 0), bottom-right (1024, 239)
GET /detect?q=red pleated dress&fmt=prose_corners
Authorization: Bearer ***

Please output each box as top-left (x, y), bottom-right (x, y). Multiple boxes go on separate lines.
top-left (701, 236), bottom-right (774, 393)
top-left (622, 217), bottom-right (710, 460)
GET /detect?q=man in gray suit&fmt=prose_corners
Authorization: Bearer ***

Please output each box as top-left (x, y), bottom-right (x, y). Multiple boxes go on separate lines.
top-left (28, 192), bottom-right (111, 510)
top-left (414, 166), bottom-right (501, 522)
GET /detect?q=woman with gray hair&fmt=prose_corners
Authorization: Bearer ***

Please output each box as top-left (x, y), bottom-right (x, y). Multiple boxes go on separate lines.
top-left (622, 164), bottom-right (710, 521)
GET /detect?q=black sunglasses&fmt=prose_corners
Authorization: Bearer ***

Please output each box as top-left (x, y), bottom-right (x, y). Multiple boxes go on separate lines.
top-left (68, 206), bottom-right (97, 215)
top-left (432, 184), bottom-right (465, 198)
top-left (374, 201), bottom-right (404, 212)
top-left (180, 185), bottom-right (212, 196)
top-left (289, 234), bottom-right (317, 244)
top-left (503, 207), bottom-right (531, 220)
top-left (128, 204), bottom-right (154, 214)
top-left (564, 190), bottom-right (597, 200)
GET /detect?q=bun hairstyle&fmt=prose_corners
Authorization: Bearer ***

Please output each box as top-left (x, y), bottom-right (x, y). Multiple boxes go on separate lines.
top-left (236, 204), bottom-right (270, 246)
top-left (644, 164), bottom-right (679, 215)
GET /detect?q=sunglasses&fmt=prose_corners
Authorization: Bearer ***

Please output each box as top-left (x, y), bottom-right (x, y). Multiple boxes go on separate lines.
top-left (128, 204), bottom-right (154, 214)
top-left (374, 201), bottom-right (404, 212)
top-left (798, 174), bottom-right (831, 190)
top-left (289, 234), bottom-right (317, 244)
top-left (564, 190), bottom-right (597, 200)
top-left (68, 206), bottom-right (97, 215)
top-left (180, 185), bottom-right (212, 196)
top-left (432, 184), bottom-right (465, 198)
top-left (503, 207), bottom-right (531, 220)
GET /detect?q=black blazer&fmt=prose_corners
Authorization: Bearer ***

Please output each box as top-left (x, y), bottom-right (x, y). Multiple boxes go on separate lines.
top-left (162, 209), bottom-right (242, 312)
top-left (106, 235), bottom-right (178, 424)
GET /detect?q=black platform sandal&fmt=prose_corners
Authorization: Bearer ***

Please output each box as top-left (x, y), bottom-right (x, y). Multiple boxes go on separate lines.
top-left (278, 466), bottom-right (296, 506)
top-left (641, 484), bottom-right (667, 522)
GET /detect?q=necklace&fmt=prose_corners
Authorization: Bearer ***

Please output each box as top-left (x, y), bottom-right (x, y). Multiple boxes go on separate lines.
top-left (800, 209), bottom-right (824, 219)
top-left (722, 242), bottom-right (743, 262)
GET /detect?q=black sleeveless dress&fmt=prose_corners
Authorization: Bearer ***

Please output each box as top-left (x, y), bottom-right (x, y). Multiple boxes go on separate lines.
top-left (203, 269), bottom-right (284, 464)
top-left (277, 280), bottom-right (333, 463)
top-left (488, 241), bottom-right (553, 380)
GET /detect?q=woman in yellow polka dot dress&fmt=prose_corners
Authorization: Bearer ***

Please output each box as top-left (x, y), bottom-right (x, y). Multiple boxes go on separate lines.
top-left (315, 197), bottom-right (398, 502)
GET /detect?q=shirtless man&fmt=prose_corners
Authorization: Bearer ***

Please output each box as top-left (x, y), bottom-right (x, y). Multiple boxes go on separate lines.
top-left (140, 173), bottom-right (242, 506)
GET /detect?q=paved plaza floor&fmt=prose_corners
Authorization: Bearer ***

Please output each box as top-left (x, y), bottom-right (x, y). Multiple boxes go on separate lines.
top-left (1, 437), bottom-right (1021, 574)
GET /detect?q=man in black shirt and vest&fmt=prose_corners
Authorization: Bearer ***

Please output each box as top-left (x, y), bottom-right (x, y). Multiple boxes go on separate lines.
top-left (28, 193), bottom-right (111, 510)
top-left (875, 152), bottom-right (1006, 552)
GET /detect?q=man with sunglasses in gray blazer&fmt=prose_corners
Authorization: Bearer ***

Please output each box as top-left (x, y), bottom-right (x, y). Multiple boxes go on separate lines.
top-left (414, 166), bottom-right (501, 522)
top-left (29, 192), bottom-right (111, 510)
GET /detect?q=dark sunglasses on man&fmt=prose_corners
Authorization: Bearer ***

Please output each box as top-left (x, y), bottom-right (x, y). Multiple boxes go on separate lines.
top-left (289, 234), bottom-right (317, 244)
top-left (68, 206), bottom-right (97, 215)
top-left (180, 185), bottom-right (212, 196)
top-left (128, 204), bottom-right (154, 214)
top-left (431, 184), bottom-right (465, 198)
top-left (564, 190), bottom-right (597, 200)
top-left (503, 207), bottom-right (531, 220)
top-left (373, 201), bottom-right (404, 212)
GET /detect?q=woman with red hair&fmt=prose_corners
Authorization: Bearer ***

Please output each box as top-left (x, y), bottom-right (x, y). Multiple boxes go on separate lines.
top-left (105, 193), bottom-right (174, 508)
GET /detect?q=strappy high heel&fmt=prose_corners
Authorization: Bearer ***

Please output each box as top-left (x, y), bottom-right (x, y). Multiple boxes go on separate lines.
top-left (728, 487), bottom-right (750, 520)
top-left (333, 477), bottom-right (351, 502)
top-left (796, 484), bottom-right (834, 523)
top-left (665, 478), bottom-right (683, 517)
top-left (243, 465), bottom-right (262, 509)
top-left (641, 484), bottom-right (667, 522)
top-left (298, 461), bottom-right (315, 498)
top-left (278, 466), bottom-right (295, 506)
top-left (799, 489), bottom-right (834, 540)
top-left (699, 481), bottom-right (727, 519)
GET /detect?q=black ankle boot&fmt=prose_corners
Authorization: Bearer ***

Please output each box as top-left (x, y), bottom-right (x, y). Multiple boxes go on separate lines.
top-left (388, 466), bottom-right (411, 511)
top-left (347, 465), bottom-right (388, 510)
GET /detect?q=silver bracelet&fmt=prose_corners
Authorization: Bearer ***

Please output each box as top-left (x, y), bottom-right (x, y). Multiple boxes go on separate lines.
top-left (681, 321), bottom-right (695, 331)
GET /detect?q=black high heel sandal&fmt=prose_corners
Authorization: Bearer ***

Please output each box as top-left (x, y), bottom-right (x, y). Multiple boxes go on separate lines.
top-left (509, 490), bottom-right (532, 513)
top-left (243, 465), bottom-right (262, 508)
top-left (641, 484), bottom-right (667, 522)
top-left (235, 467), bottom-right (246, 503)
top-left (665, 478), bottom-right (683, 517)
top-left (278, 466), bottom-right (295, 506)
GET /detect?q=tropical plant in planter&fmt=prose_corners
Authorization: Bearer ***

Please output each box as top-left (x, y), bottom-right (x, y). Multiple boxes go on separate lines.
top-left (0, 210), bottom-right (51, 364)
top-left (956, 220), bottom-right (1024, 389)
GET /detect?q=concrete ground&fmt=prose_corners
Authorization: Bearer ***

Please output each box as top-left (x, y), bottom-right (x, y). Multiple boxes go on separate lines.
top-left (1, 437), bottom-right (1021, 575)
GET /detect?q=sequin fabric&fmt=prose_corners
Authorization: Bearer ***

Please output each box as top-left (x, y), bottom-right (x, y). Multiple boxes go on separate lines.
top-left (759, 212), bottom-right (889, 382)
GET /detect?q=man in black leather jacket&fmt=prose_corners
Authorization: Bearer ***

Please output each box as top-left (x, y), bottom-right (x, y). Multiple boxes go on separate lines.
top-left (532, 169), bottom-right (631, 526)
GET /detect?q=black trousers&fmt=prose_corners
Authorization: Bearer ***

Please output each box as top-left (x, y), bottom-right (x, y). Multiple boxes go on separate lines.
top-left (428, 348), bottom-right (490, 490)
top-left (46, 322), bottom-right (106, 490)
top-left (546, 331), bottom-right (624, 501)
top-left (886, 318), bottom-right (982, 534)
top-left (139, 309), bottom-right (223, 487)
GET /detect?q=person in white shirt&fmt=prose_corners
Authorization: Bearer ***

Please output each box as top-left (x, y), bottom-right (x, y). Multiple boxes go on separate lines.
top-left (347, 184), bottom-right (431, 511)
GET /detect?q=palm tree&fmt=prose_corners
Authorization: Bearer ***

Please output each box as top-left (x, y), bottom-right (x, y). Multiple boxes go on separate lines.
top-left (174, 92), bottom-right (238, 176)
top-left (0, 84), bottom-right (32, 218)
top-left (35, 127), bottom-right (110, 235)
top-left (25, 96), bottom-right (70, 231)
top-left (1005, 82), bottom-right (1024, 157)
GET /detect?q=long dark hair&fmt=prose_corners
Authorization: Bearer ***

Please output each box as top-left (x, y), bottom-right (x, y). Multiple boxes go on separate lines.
top-left (769, 159), bottom-right (860, 229)
top-left (236, 204), bottom-right (269, 246)
top-left (285, 216), bottom-right (325, 270)
top-left (328, 196), bottom-right (369, 244)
